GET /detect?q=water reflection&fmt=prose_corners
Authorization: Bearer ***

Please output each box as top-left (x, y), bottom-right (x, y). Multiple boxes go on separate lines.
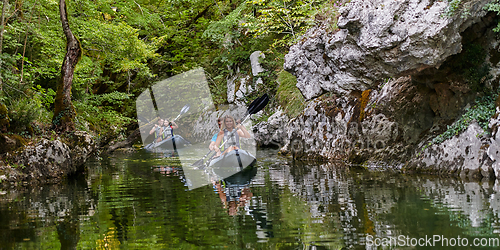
top-left (215, 167), bottom-right (257, 216)
top-left (1, 149), bottom-right (500, 249)
top-left (0, 175), bottom-right (94, 249)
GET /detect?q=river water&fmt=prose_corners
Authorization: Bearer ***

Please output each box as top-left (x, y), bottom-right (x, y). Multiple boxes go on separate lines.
top-left (1, 148), bottom-right (500, 249)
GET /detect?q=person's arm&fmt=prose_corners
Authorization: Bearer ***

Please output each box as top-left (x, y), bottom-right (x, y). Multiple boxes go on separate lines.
top-left (158, 127), bottom-right (164, 139)
top-left (236, 123), bottom-right (251, 138)
top-left (214, 131), bottom-right (224, 156)
top-left (170, 121), bottom-right (178, 129)
top-left (149, 125), bottom-right (158, 135)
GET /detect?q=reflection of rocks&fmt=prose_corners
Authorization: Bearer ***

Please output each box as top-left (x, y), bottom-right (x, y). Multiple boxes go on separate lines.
top-left (259, 161), bottom-right (500, 248)
top-left (0, 177), bottom-right (94, 248)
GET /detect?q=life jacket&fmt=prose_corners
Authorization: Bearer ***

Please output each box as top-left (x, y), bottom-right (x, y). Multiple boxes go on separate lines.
top-left (161, 125), bottom-right (173, 139)
top-left (222, 128), bottom-right (240, 151)
top-left (154, 126), bottom-right (162, 140)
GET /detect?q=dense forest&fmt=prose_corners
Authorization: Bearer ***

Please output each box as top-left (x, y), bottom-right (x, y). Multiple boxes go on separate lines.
top-left (0, 0), bottom-right (342, 149)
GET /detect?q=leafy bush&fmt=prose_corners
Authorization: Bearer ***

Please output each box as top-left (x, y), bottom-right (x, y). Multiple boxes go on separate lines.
top-left (444, 0), bottom-right (463, 17)
top-left (7, 97), bottom-right (45, 133)
top-left (74, 92), bottom-right (135, 136)
top-left (485, 1), bottom-right (500, 32)
top-left (32, 85), bottom-right (56, 109)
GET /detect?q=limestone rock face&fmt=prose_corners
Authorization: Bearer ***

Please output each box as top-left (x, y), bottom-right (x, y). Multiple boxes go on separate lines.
top-left (406, 122), bottom-right (491, 179)
top-left (252, 109), bottom-right (289, 147)
top-left (227, 51), bottom-right (264, 104)
top-left (3, 131), bottom-right (95, 185)
top-left (284, 0), bottom-right (490, 100)
top-left (274, 0), bottom-right (500, 178)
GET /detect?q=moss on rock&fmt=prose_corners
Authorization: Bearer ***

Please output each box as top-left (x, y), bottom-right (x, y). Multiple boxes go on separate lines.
top-left (0, 103), bottom-right (9, 133)
top-left (0, 134), bottom-right (27, 154)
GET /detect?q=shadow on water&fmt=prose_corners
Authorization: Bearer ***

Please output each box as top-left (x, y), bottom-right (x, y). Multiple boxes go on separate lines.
top-left (2, 149), bottom-right (500, 249)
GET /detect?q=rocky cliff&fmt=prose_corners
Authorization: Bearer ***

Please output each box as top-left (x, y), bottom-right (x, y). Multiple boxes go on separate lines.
top-left (0, 131), bottom-right (95, 186)
top-left (265, 0), bottom-right (500, 179)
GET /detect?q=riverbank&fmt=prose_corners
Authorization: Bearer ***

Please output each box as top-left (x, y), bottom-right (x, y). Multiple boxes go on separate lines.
top-left (0, 131), bottom-right (96, 187)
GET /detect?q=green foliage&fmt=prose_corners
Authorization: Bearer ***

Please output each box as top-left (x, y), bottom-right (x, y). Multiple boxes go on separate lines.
top-left (7, 97), bottom-right (45, 133)
top-left (203, 4), bottom-right (249, 48)
top-left (243, 0), bottom-right (324, 39)
top-left (485, 1), bottom-right (500, 32)
top-left (432, 95), bottom-right (495, 145)
top-left (444, 0), bottom-right (462, 17)
top-left (74, 92), bottom-right (135, 136)
top-left (32, 85), bottom-right (56, 109)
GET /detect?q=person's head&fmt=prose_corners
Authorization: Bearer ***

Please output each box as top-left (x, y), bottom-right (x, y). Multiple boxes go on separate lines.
top-left (157, 118), bottom-right (164, 125)
top-left (217, 117), bottom-right (223, 129)
top-left (163, 119), bottom-right (170, 126)
top-left (222, 115), bottom-right (236, 130)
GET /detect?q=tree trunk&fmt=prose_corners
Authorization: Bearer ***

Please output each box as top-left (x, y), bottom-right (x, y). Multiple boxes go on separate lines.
top-left (0, 0), bottom-right (7, 92)
top-left (53, 0), bottom-right (81, 132)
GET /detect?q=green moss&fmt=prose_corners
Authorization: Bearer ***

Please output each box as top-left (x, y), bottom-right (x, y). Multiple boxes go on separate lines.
top-left (0, 103), bottom-right (9, 132)
top-left (276, 70), bottom-right (305, 118)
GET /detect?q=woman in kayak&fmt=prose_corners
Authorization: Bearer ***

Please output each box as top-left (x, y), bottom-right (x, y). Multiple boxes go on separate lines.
top-left (161, 118), bottom-right (178, 140)
top-left (149, 118), bottom-right (164, 143)
top-left (214, 115), bottom-right (251, 157)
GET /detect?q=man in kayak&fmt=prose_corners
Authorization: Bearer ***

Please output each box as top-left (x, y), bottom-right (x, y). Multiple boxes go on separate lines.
top-left (214, 115), bottom-right (251, 157)
top-left (209, 117), bottom-right (223, 151)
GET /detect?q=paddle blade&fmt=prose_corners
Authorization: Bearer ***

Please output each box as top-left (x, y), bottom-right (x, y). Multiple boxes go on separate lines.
top-left (180, 105), bottom-right (190, 115)
top-left (244, 94), bottom-right (264, 117)
top-left (191, 158), bottom-right (205, 167)
top-left (248, 93), bottom-right (269, 115)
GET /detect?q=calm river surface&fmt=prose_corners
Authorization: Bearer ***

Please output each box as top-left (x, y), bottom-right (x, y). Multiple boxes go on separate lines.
top-left (1, 148), bottom-right (500, 249)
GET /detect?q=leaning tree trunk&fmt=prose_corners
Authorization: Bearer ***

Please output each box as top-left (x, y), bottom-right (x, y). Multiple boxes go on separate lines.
top-left (53, 0), bottom-right (81, 132)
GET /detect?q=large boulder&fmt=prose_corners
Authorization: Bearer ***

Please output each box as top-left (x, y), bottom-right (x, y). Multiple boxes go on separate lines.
top-left (284, 0), bottom-right (491, 100)
top-left (2, 131), bottom-right (95, 185)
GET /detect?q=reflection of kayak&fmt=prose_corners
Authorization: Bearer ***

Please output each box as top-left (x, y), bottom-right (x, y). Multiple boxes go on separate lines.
top-left (223, 165), bottom-right (257, 185)
top-left (208, 149), bottom-right (256, 178)
top-left (144, 135), bottom-right (191, 152)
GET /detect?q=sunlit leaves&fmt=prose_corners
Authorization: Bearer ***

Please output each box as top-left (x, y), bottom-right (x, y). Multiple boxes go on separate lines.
top-left (242, 0), bottom-right (325, 39)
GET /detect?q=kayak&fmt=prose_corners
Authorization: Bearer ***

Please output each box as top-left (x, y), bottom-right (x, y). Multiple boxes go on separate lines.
top-left (208, 149), bottom-right (256, 179)
top-left (144, 135), bottom-right (191, 152)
